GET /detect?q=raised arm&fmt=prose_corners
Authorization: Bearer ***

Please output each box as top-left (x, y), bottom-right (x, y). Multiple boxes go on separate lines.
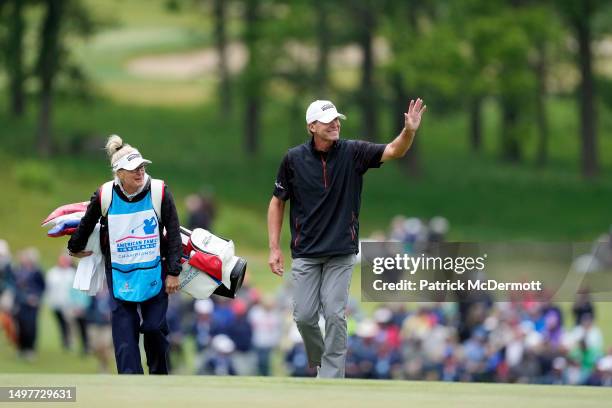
top-left (382, 98), bottom-right (427, 162)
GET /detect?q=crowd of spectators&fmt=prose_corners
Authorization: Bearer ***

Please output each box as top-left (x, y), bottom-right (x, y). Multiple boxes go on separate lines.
top-left (0, 240), bottom-right (113, 371)
top-left (1, 215), bottom-right (611, 385)
top-left (157, 278), bottom-right (612, 386)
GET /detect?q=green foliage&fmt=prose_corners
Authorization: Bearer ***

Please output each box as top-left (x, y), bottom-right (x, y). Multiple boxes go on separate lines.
top-left (596, 75), bottom-right (612, 110)
top-left (12, 160), bottom-right (57, 192)
top-left (0, 0), bottom-right (610, 251)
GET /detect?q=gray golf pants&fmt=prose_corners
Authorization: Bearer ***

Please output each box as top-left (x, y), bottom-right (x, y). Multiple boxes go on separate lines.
top-left (291, 254), bottom-right (356, 378)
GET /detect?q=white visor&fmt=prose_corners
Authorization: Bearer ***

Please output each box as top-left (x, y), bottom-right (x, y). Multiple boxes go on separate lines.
top-left (112, 150), bottom-right (152, 172)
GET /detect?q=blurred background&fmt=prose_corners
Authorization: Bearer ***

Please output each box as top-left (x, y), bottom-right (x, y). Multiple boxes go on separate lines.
top-left (1, 0), bottom-right (612, 385)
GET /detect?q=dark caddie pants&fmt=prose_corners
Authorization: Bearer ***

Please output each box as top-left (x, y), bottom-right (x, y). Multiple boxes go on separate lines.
top-left (291, 254), bottom-right (356, 379)
top-left (110, 289), bottom-right (170, 374)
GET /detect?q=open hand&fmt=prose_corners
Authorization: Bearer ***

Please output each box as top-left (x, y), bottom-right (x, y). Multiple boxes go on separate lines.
top-left (405, 98), bottom-right (427, 133)
top-left (268, 248), bottom-right (284, 277)
top-left (166, 275), bottom-right (180, 294)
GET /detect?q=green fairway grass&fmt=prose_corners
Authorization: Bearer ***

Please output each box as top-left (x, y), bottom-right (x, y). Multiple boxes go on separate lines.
top-left (1, 374), bottom-right (611, 408)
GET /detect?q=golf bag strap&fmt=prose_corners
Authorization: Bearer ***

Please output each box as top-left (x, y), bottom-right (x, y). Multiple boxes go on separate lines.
top-left (100, 179), bottom-right (164, 218)
top-left (150, 179), bottom-right (164, 219)
top-left (100, 181), bottom-right (114, 217)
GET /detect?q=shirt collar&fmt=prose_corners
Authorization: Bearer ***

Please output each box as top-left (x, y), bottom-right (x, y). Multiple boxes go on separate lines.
top-left (115, 173), bottom-right (150, 200)
top-left (309, 137), bottom-right (339, 155)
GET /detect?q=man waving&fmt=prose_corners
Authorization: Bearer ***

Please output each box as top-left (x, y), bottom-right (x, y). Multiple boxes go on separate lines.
top-left (267, 99), bottom-right (426, 378)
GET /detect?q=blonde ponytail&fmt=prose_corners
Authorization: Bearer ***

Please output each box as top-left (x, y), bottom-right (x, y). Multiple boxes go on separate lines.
top-left (105, 134), bottom-right (136, 171)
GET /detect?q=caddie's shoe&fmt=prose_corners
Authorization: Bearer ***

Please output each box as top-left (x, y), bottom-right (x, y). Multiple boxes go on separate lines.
top-left (213, 257), bottom-right (247, 299)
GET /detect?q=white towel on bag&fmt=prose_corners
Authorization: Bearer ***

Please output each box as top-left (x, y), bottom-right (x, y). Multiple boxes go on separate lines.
top-left (73, 224), bottom-right (106, 295)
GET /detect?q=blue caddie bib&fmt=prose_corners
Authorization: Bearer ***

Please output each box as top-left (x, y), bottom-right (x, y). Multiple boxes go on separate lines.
top-left (107, 188), bottom-right (162, 302)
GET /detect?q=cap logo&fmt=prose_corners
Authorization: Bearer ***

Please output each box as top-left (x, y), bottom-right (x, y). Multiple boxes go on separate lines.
top-left (127, 153), bottom-right (140, 161)
top-left (321, 103), bottom-right (335, 111)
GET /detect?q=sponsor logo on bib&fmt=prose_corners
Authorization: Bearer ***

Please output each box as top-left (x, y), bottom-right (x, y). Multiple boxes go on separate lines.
top-left (115, 216), bottom-right (159, 253)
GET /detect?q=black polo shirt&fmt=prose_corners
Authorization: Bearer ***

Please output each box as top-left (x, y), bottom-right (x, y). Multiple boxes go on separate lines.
top-left (273, 138), bottom-right (386, 258)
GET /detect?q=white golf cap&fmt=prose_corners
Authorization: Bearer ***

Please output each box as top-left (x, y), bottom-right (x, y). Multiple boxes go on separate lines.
top-left (112, 150), bottom-right (152, 172)
top-left (306, 100), bottom-right (346, 124)
top-left (212, 334), bottom-right (235, 354)
top-left (356, 319), bottom-right (378, 338)
top-left (194, 299), bottom-right (214, 315)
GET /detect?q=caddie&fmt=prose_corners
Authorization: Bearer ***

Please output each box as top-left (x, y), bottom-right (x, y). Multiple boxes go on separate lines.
top-left (68, 134), bottom-right (182, 374)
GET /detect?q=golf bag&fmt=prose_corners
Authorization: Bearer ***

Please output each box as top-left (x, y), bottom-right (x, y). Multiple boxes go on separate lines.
top-left (179, 226), bottom-right (247, 299)
top-left (43, 181), bottom-right (248, 300)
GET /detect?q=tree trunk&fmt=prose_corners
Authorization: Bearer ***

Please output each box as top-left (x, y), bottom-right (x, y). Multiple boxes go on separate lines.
top-left (575, 4), bottom-right (598, 178)
top-left (243, 0), bottom-right (261, 155)
top-left (469, 96), bottom-right (482, 152)
top-left (392, 73), bottom-right (420, 176)
top-left (357, 0), bottom-right (377, 141)
top-left (500, 96), bottom-right (522, 163)
top-left (244, 95), bottom-right (259, 154)
top-left (36, 0), bottom-right (65, 157)
top-left (315, 0), bottom-right (329, 96)
top-left (534, 43), bottom-right (549, 167)
top-left (6, 0), bottom-right (26, 117)
top-left (0, 1), bottom-right (5, 62)
top-left (213, 0), bottom-right (231, 118)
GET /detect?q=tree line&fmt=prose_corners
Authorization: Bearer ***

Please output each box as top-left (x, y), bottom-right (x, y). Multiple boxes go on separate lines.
top-left (0, 0), bottom-right (96, 156)
top-left (1, 0), bottom-right (610, 178)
